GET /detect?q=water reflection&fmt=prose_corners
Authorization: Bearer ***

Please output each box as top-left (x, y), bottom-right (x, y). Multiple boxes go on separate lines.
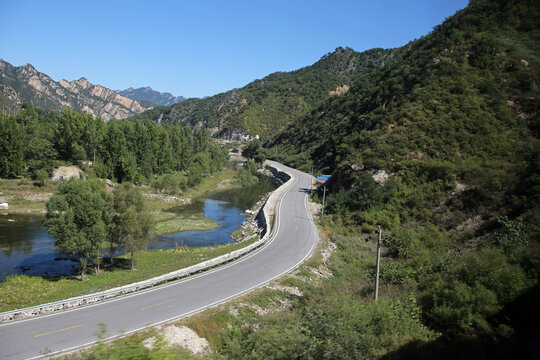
top-left (0, 214), bottom-right (78, 280)
top-left (0, 214), bottom-right (40, 257)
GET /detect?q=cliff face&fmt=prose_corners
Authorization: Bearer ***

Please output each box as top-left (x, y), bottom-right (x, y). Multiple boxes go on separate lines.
top-left (0, 84), bottom-right (22, 114)
top-left (0, 59), bottom-right (147, 120)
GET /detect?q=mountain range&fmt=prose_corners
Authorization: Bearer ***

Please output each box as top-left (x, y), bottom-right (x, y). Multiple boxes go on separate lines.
top-left (130, 46), bottom-right (398, 139)
top-left (117, 87), bottom-right (186, 107)
top-left (0, 59), bottom-right (148, 120)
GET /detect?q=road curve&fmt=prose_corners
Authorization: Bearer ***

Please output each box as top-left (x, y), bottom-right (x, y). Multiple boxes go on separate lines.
top-left (0, 162), bottom-right (318, 359)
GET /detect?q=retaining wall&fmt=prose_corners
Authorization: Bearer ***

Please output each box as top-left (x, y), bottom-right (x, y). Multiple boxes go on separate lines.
top-left (255, 164), bottom-right (292, 238)
top-left (0, 162), bottom-right (295, 323)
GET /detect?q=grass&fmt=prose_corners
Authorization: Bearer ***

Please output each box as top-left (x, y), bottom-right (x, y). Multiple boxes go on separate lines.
top-left (155, 218), bottom-right (219, 235)
top-left (0, 178), bottom-right (57, 214)
top-left (0, 238), bottom-right (259, 312)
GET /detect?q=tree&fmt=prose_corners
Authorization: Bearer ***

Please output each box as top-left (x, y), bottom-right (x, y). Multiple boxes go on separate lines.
top-left (55, 107), bottom-right (87, 161)
top-left (0, 115), bottom-right (25, 178)
top-left (33, 168), bottom-right (49, 187)
top-left (242, 139), bottom-right (266, 165)
top-left (45, 179), bottom-right (111, 280)
top-left (112, 183), bottom-right (154, 270)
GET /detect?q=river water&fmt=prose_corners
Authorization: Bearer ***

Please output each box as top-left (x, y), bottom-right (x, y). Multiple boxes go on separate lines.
top-left (0, 180), bottom-right (276, 281)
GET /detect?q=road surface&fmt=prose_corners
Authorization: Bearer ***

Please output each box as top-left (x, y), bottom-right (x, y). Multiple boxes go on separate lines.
top-left (0, 162), bottom-right (318, 359)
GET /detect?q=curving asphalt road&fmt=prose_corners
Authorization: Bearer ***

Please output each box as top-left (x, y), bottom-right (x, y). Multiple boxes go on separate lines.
top-left (0, 162), bottom-right (318, 359)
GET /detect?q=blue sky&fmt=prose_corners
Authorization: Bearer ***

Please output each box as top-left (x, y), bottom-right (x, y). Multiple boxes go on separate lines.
top-left (0, 0), bottom-right (469, 98)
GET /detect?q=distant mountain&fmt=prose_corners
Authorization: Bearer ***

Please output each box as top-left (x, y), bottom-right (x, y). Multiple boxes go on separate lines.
top-left (131, 47), bottom-right (397, 139)
top-left (0, 59), bottom-right (146, 120)
top-left (117, 87), bottom-right (186, 107)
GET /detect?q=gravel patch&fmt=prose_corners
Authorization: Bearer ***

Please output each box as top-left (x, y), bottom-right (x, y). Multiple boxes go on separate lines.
top-left (321, 241), bottom-right (337, 264)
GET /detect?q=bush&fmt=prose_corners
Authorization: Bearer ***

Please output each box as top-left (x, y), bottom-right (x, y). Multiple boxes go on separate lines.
top-left (387, 227), bottom-right (418, 259)
top-left (33, 168), bottom-right (49, 187)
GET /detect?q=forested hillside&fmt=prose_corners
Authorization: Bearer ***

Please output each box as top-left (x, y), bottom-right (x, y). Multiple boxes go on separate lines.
top-left (247, 0), bottom-right (540, 357)
top-left (131, 47), bottom-right (397, 138)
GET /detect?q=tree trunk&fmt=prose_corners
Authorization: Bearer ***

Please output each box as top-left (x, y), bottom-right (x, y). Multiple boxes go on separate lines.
top-left (131, 250), bottom-right (135, 270)
top-left (79, 257), bottom-right (86, 281)
top-left (110, 240), bottom-right (114, 265)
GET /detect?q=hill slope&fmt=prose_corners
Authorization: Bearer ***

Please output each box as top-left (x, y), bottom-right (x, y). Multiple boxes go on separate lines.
top-left (133, 47), bottom-right (398, 138)
top-left (260, 0), bottom-right (540, 356)
top-left (117, 87), bottom-right (186, 106)
top-left (0, 59), bottom-right (147, 120)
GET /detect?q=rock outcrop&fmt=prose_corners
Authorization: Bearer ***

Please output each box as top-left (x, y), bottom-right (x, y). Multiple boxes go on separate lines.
top-left (0, 84), bottom-right (22, 114)
top-left (0, 59), bottom-right (147, 120)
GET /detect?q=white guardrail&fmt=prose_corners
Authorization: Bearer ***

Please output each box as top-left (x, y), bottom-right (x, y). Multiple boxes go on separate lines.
top-left (0, 163), bottom-right (295, 323)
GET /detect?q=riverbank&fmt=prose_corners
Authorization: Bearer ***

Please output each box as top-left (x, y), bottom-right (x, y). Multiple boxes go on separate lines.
top-left (0, 178), bottom-right (56, 214)
top-left (0, 168), bottom-right (242, 234)
top-left (0, 168), bottom-right (277, 312)
top-left (0, 238), bottom-right (259, 312)
top-left (146, 168), bottom-right (242, 235)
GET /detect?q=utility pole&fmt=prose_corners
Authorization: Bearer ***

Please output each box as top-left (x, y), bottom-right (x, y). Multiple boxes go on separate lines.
top-left (321, 185), bottom-right (327, 216)
top-left (374, 225), bottom-right (382, 301)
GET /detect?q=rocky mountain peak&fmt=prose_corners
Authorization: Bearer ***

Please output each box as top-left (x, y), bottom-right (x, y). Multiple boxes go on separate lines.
top-left (0, 58), bottom-right (147, 120)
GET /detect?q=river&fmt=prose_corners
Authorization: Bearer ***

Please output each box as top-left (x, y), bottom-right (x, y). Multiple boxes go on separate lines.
top-left (0, 180), bottom-right (276, 281)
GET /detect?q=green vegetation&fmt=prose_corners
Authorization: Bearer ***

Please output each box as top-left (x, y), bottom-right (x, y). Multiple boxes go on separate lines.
top-left (110, 183), bottom-right (154, 270)
top-left (0, 238), bottom-right (259, 312)
top-left (0, 106), bottom-right (228, 183)
top-left (131, 47), bottom-right (397, 138)
top-left (155, 217), bottom-right (218, 235)
top-left (45, 179), bottom-right (113, 279)
top-left (261, 0), bottom-right (540, 357)
top-left (4, 0), bottom-right (540, 358)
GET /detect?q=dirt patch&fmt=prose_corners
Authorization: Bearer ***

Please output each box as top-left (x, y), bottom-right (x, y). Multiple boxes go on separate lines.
top-left (22, 193), bottom-right (52, 202)
top-left (266, 283), bottom-right (303, 297)
top-left (457, 214), bottom-right (484, 231)
top-left (51, 166), bottom-right (83, 181)
top-left (308, 265), bottom-right (333, 279)
top-left (144, 325), bottom-right (210, 356)
top-left (0, 195), bottom-right (15, 203)
top-left (329, 84), bottom-right (350, 96)
top-left (231, 299), bottom-right (292, 317)
top-left (308, 199), bottom-right (322, 218)
top-left (321, 241), bottom-right (337, 264)
top-left (144, 193), bottom-right (191, 204)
